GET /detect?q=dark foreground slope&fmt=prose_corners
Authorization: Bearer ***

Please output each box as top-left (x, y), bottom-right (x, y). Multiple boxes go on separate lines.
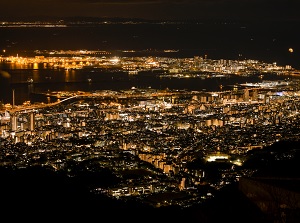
top-left (0, 166), bottom-right (268, 222)
top-left (1, 139), bottom-right (300, 222)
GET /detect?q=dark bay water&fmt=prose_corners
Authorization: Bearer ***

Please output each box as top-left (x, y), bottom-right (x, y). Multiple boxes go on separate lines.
top-left (0, 62), bottom-right (295, 105)
top-left (1, 22), bottom-right (299, 65)
top-left (0, 21), bottom-right (299, 105)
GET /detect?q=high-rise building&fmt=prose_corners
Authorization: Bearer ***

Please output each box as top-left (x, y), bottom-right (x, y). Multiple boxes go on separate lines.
top-left (30, 112), bottom-right (35, 131)
top-left (252, 89), bottom-right (258, 101)
top-left (243, 89), bottom-right (249, 102)
top-left (179, 177), bottom-right (186, 190)
top-left (10, 114), bottom-right (17, 131)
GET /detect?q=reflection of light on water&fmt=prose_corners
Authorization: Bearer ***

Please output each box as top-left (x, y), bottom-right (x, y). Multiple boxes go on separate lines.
top-left (33, 62), bottom-right (38, 69)
top-left (65, 70), bottom-right (70, 82)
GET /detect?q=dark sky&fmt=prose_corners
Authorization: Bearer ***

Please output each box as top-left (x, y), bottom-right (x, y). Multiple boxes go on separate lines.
top-left (1, 0), bottom-right (300, 21)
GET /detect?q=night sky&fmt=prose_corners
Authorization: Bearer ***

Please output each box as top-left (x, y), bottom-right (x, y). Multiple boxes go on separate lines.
top-left (1, 0), bottom-right (300, 21)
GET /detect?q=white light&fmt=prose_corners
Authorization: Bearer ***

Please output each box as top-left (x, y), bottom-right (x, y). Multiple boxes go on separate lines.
top-left (109, 57), bottom-right (120, 63)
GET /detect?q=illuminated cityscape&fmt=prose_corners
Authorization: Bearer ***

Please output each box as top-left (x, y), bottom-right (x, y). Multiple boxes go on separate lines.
top-left (1, 50), bottom-right (300, 221)
top-left (1, 51), bottom-right (297, 75)
top-left (0, 6), bottom-right (300, 221)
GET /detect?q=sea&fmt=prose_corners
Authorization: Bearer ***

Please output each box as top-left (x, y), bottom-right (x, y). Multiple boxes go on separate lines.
top-left (0, 20), bottom-right (299, 105)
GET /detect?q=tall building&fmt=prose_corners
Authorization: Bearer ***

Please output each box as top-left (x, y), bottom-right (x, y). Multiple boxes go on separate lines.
top-left (179, 177), bottom-right (186, 190)
top-left (30, 112), bottom-right (35, 131)
top-left (243, 89), bottom-right (249, 102)
top-left (10, 114), bottom-right (17, 131)
top-left (252, 89), bottom-right (258, 101)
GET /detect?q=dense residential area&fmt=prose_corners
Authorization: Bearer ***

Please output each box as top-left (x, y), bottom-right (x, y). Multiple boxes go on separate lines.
top-left (0, 83), bottom-right (300, 222)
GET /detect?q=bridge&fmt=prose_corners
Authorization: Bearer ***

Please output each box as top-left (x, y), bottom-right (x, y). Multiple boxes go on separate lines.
top-left (2, 90), bottom-right (195, 114)
top-left (3, 95), bottom-right (79, 114)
